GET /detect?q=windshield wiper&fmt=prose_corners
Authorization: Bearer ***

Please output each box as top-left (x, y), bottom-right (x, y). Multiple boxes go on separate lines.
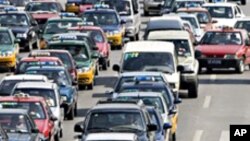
top-left (87, 127), bottom-right (114, 132)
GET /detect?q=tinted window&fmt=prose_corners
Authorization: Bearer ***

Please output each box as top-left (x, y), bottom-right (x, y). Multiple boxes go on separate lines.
top-left (0, 31), bottom-right (11, 44)
top-left (235, 21), bottom-right (250, 32)
top-left (0, 14), bottom-right (29, 26)
top-left (44, 21), bottom-right (81, 34)
top-left (82, 12), bottom-right (119, 26)
top-left (17, 61), bottom-right (61, 74)
top-left (50, 52), bottom-right (73, 69)
top-left (25, 2), bottom-right (60, 12)
top-left (206, 6), bottom-right (233, 19)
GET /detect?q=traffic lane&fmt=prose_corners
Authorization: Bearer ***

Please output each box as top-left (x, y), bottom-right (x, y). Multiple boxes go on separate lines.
top-left (177, 70), bottom-right (250, 141)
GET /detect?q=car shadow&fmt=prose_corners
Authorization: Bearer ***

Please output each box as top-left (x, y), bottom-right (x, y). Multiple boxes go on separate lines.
top-left (76, 108), bottom-right (90, 117)
top-left (92, 92), bottom-right (109, 98)
top-left (94, 76), bottom-right (118, 88)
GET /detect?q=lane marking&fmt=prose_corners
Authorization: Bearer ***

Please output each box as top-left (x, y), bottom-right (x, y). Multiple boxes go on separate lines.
top-left (219, 130), bottom-right (229, 141)
top-left (210, 74), bottom-right (217, 81)
top-left (193, 130), bottom-right (204, 141)
top-left (203, 96), bottom-right (212, 108)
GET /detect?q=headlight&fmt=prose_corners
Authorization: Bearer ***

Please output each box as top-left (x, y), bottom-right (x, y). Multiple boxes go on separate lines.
top-left (16, 33), bottom-right (27, 38)
top-left (224, 54), bottom-right (238, 59)
top-left (0, 51), bottom-right (13, 57)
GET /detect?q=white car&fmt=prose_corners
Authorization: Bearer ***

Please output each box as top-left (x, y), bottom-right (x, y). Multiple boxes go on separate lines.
top-left (203, 3), bottom-right (245, 27)
top-left (113, 41), bottom-right (181, 94)
top-left (11, 82), bottom-right (64, 139)
top-left (234, 17), bottom-right (250, 34)
top-left (0, 74), bottom-right (49, 96)
top-left (84, 133), bottom-right (138, 141)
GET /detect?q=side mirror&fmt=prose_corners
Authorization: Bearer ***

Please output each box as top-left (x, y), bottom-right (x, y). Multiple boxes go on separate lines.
top-left (134, 9), bottom-right (139, 14)
top-left (169, 108), bottom-right (178, 115)
top-left (120, 19), bottom-right (126, 24)
top-left (31, 128), bottom-right (40, 133)
top-left (14, 39), bottom-right (20, 43)
top-left (212, 20), bottom-right (218, 23)
top-left (193, 40), bottom-right (199, 46)
top-left (74, 122), bottom-right (84, 133)
top-left (72, 81), bottom-right (78, 86)
top-left (147, 124), bottom-right (157, 132)
top-left (177, 65), bottom-right (184, 72)
top-left (105, 90), bottom-right (114, 95)
top-left (174, 98), bottom-right (182, 104)
top-left (31, 21), bottom-right (37, 26)
top-left (163, 122), bottom-right (172, 130)
top-left (112, 64), bottom-right (120, 72)
top-left (195, 50), bottom-right (202, 58)
top-left (123, 38), bottom-right (130, 44)
top-left (50, 116), bottom-right (58, 121)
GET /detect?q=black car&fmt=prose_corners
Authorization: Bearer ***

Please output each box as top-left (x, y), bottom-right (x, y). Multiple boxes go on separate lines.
top-left (0, 125), bottom-right (8, 141)
top-left (74, 100), bottom-right (157, 141)
top-left (0, 109), bottom-right (43, 141)
top-left (0, 10), bottom-right (39, 51)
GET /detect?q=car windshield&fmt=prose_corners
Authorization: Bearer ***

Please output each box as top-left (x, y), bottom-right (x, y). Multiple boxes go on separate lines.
top-left (205, 6), bottom-right (233, 19)
top-left (122, 52), bottom-right (175, 73)
top-left (0, 114), bottom-right (30, 133)
top-left (17, 61), bottom-right (61, 74)
top-left (0, 80), bottom-right (45, 96)
top-left (179, 11), bottom-right (210, 24)
top-left (176, 1), bottom-right (204, 9)
top-left (0, 32), bottom-right (11, 44)
top-left (0, 14), bottom-right (29, 26)
top-left (181, 17), bottom-right (198, 28)
top-left (82, 12), bottom-right (119, 26)
top-left (0, 102), bottom-right (46, 119)
top-left (50, 52), bottom-right (73, 69)
top-left (13, 88), bottom-right (57, 107)
top-left (117, 96), bottom-right (165, 114)
top-left (101, 0), bottom-right (131, 16)
top-left (80, 30), bottom-right (105, 43)
top-left (234, 21), bottom-right (250, 32)
top-left (44, 21), bottom-right (80, 34)
top-left (25, 2), bottom-right (60, 12)
top-left (200, 31), bottom-right (242, 45)
top-left (87, 111), bottom-right (145, 132)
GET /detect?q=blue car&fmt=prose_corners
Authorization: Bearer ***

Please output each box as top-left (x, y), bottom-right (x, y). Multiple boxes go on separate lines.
top-left (25, 66), bottom-right (78, 120)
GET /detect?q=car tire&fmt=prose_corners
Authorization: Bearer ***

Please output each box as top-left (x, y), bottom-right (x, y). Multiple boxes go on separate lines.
top-left (34, 38), bottom-right (40, 49)
top-left (172, 132), bottom-right (176, 141)
top-left (54, 132), bottom-right (60, 141)
top-left (102, 61), bottom-right (108, 70)
top-left (144, 10), bottom-right (149, 16)
top-left (241, 0), bottom-right (246, 5)
top-left (74, 103), bottom-right (77, 116)
top-left (67, 107), bottom-right (74, 120)
top-left (188, 80), bottom-right (198, 98)
top-left (60, 128), bottom-right (63, 138)
top-left (87, 82), bottom-right (94, 90)
top-left (95, 67), bottom-right (99, 75)
top-left (236, 60), bottom-right (244, 74)
top-left (78, 84), bottom-right (84, 90)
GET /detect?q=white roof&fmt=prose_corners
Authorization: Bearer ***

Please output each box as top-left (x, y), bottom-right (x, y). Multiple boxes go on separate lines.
top-left (203, 2), bottom-right (236, 7)
top-left (178, 13), bottom-right (197, 18)
top-left (3, 74), bottom-right (48, 81)
top-left (15, 82), bottom-right (55, 89)
top-left (151, 15), bottom-right (182, 21)
top-left (118, 92), bottom-right (164, 97)
top-left (148, 30), bottom-right (190, 40)
top-left (86, 133), bottom-right (136, 141)
top-left (124, 41), bottom-right (175, 54)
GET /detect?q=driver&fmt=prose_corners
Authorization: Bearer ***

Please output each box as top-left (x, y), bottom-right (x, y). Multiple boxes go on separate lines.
top-left (230, 34), bottom-right (240, 45)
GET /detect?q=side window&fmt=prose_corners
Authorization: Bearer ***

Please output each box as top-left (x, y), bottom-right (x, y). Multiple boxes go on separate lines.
top-left (234, 7), bottom-right (238, 16)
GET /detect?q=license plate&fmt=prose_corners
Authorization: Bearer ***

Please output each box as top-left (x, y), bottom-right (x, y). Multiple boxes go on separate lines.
top-left (207, 59), bottom-right (221, 64)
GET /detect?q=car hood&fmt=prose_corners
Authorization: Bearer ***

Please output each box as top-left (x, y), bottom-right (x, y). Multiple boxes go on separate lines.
top-left (212, 18), bottom-right (237, 27)
top-left (10, 26), bottom-right (29, 34)
top-left (0, 45), bottom-right (14, 52)
top-left (101, 25), bottom-right (120, 32)
top-left (34, 119), bottom-right (46, 134)
top-left (196, 45), bottom-right (242, 55)
top-left (7, 133), bottom-right (32, 141)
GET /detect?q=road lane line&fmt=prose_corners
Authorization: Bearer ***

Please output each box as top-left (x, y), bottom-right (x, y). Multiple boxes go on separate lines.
top-left (193, 130), bottom-right (204, 141)
top-left (219, 130), bottom-right (229, 141)
top-left (203, 96), bottom-right (212, 108)
top-left (210, 74), bottom-right (217, 81)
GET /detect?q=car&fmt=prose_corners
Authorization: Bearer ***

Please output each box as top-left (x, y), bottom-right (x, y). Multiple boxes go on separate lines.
top-left (143, 16), bottom-right (185, 40)
top-left (196, 26), bottom-right (250, 73)
top-left (175, 0), bottom-right (205, 9)
top-left (0, 124), bottom-right (8, 141)
top-left (203, 3), bottom-right (245, 27)
top-left (0, 74), bottom-right (49, 96)
top-left (143, 0), bottom-right (164, 16)
top-left (74, 100), bottom-right (157, 141)
top-left (115, 92), bottom-right (177, 140)
top-left (47, 34), bottom-right (98, 90)
top-left (24, 66), bottom-right (78, 120)
top-left (9, 0), bottom-right (31, 6)
top-left (100, 0), bottom-right (141, 41)
top-left (29, 49), bottom-right (77, 82)
top-left (0, 109), bottom-right (43, 141)
top-left (24, 0), bottom-right (63, 28)
top-left (65, 0), bottom-right (100, 14)
top-left (0, 93), bottom-right (60, 141)
top-left (15, 56), bottom-right (64, 74)
top-left (147, 30), bottom-right (199, 98)
top-left (0, 5), bottom-right (16, 12)
top-left (40, 13), bottom-right (83, 49)
top-left (0, 27), bottom-right (19, 71)
top-left (82, 133), bottom-right (139, 141)
top-left (234, 17), bottom-right (250, 35)
top-left (0, 8), bottom-right (40, 51)
top-left (177, 7), bottom-right (217, 31)
top-left (113, 41), bottom-right (181, 94)
top-left (179, 13), bottom-right (204, 41)
top-left (182, 20), bottom-right (197, 43)
top-left (81, 5), bottom-right (126, 49)
top-left (68, 25), bottom-right (110, 70)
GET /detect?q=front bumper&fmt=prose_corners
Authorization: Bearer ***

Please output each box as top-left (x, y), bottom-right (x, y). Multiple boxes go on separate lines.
top-left (77, 70), bottom-right (94, 85)
top-left (0, 55), bottom-right (16, 68)
top-left (198, 58), bottom-right (241, 69)
top-left (144, 1), bottom-right (162, 12)
top-left (107, 34), bottom-right (123, 47)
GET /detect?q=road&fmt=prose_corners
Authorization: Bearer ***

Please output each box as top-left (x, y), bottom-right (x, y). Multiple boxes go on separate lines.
top-left (4, 1), bottom-right (250, 141)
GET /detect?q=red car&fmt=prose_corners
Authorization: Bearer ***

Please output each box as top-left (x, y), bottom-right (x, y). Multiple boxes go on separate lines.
top-left (0, 95), bottom-right (58, 141)
top-left (24, 0), bottom-right (63, 27)
top-left (196, 26), bottom-right (250, 73)
top-left (69, 26), bottom-right (110, 70)
top-left (15, 56), bottom-right (64, 74)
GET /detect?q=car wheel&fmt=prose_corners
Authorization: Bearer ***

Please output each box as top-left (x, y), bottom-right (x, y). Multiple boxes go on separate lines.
top-left (107, 60), bottom-right (110, 67)
top-left (78, 84), bottom-right (84, 90)
top-left (236, 60), bottom-right (244, 74)
top-left (102, 60), bottom-right (108, 70)
top-left (241, 0), bottom-right (246, 5)
top-left (87, 82), bottom-right (94, 90)
top-left (74, 103), bottom-right (77, 116)
top-left (144, 10), bottom-right (149, 16)
top-left (67, 107), bottom-right (74, 120)
top-left (135, 33), bottom-right (139, 41)
top-left (34, 38), bottom-right (40, 49)
top-left (54, 132), bottom-right (60, 141)
top-left (188, 80), bottom-right (198, 98)
top-left (95, 67), bottom-right (99, 75)
top-left (172, 132), bottom-right (176, 141)
top-left (60, 128), bottom-right (63, 138)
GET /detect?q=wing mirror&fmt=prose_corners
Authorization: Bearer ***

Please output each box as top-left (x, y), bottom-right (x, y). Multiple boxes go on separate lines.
top-left (93, 45), bottom-right (99, 50)
top-left (163, 122), bottom-right (172, 130)
top-left (112, 64), bottom-right (120, 72)
top-left (50, 116), bottom-right (58, 121)
top-left (14, 38), bottom-right (21, 43)
top-left (212, 20), bottom-right (218, 23)
top-left (74, 122), bottom-right (84, 133)
top-left (177, 65), bottom-right (184, 72)
top-left (120, 19), bottom-right (126, 24)
top-left (147, 124), bottom-right (157, 132)
top-left (31, 128), bottom-right (40, 133)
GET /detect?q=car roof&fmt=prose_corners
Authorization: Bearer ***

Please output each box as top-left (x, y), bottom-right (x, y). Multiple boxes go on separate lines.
top-left (28, 0), bottom-right (58, 3)
top-left (0, 108), bottom-right (28, 114)
top-left (206, 28), bottom-right (244, 32)
top-left (86, 133), bottom-right (137, 141)
top-left (118, 92), bottom-right (164, 97)
top-left (124, 41), bottom-right (175, 53)
top-left (15, 82), bottom-right (55, 89)
top-left (120, 71), bottom-right (164, 77)
top-left (148, 30), bottom-right (190, 40)
top-left (177, 7), bottom-right (208, 12)
top-left (20, 56), bottom-right (61, 62)
top-left (93, 103), bottom-right (142, 110)
top-left (53, 32), bottom-right (90, 37)
top-left (31, 49), bottom-right (70, 54)
top-left (178, 13), bottom-right (198, 18)
top-left (0, 95), bottom-right (46, 103)
top-left (0, 11), bottom-right (27, 14)
top-left (151, 15), bottom-right (182, 21)
top-left (176, 0), bottom-right (205, 1)
top-left (121, 81), bottom-right (167, 88)
top-left (26, 65), bottom-right (66, 70)
top-left (85, 8), bottom-right (116, 13)
top-left (2, 74), bottom-right (48, 81)
top-left (203, 2), bottom-right (236, 7)
top-left (70, 25), bottom-right (103, 31)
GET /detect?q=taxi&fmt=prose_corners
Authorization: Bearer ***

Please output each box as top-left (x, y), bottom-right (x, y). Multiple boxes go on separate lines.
top-left (196, 26), bottom-right (250, 73)
top-left (65, 0), bottom-right (100, 14)
top-left (81, 4), bottom-right (126, 49)
top-left (68, 25), bottom-right (110, 70)
top-left (177, 7), bottom-right (217, 31)
top-left (40, 12), bottom-right (83, 49)
top-left (0, 93), bottom-right (59, 141)
top-left (47, 34), bottom-right (98, 90)
top-left (0, 27), bottom-right (19, 71)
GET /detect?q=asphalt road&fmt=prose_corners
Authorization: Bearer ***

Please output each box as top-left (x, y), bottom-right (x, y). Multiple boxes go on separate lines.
top-left (4, 1), bottom-right (250, 141)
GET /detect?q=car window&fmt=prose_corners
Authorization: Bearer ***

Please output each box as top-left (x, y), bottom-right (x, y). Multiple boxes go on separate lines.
top-left (0, 114), bottom-right (30, 133)
top-left (0, 31), bottom-right (11, 44)
top-left (206, 6), bottom-right (233, 19)
top-left (50, 52), bottom-right (73, 69)
top-left (181, 17), bottom-right (198, 28)
top-left (25, 2), bottom-right (60, 12)
top-left (17, 61), bottom-right (61, 74)
top-left (234, 21), bottom-right (250, 32)
top-left (82, 12), bottom-right (119, 26)
top-left (44, 21), bottom-right (80, 34)
top-left (0, 14), bottom-right (29, 26)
